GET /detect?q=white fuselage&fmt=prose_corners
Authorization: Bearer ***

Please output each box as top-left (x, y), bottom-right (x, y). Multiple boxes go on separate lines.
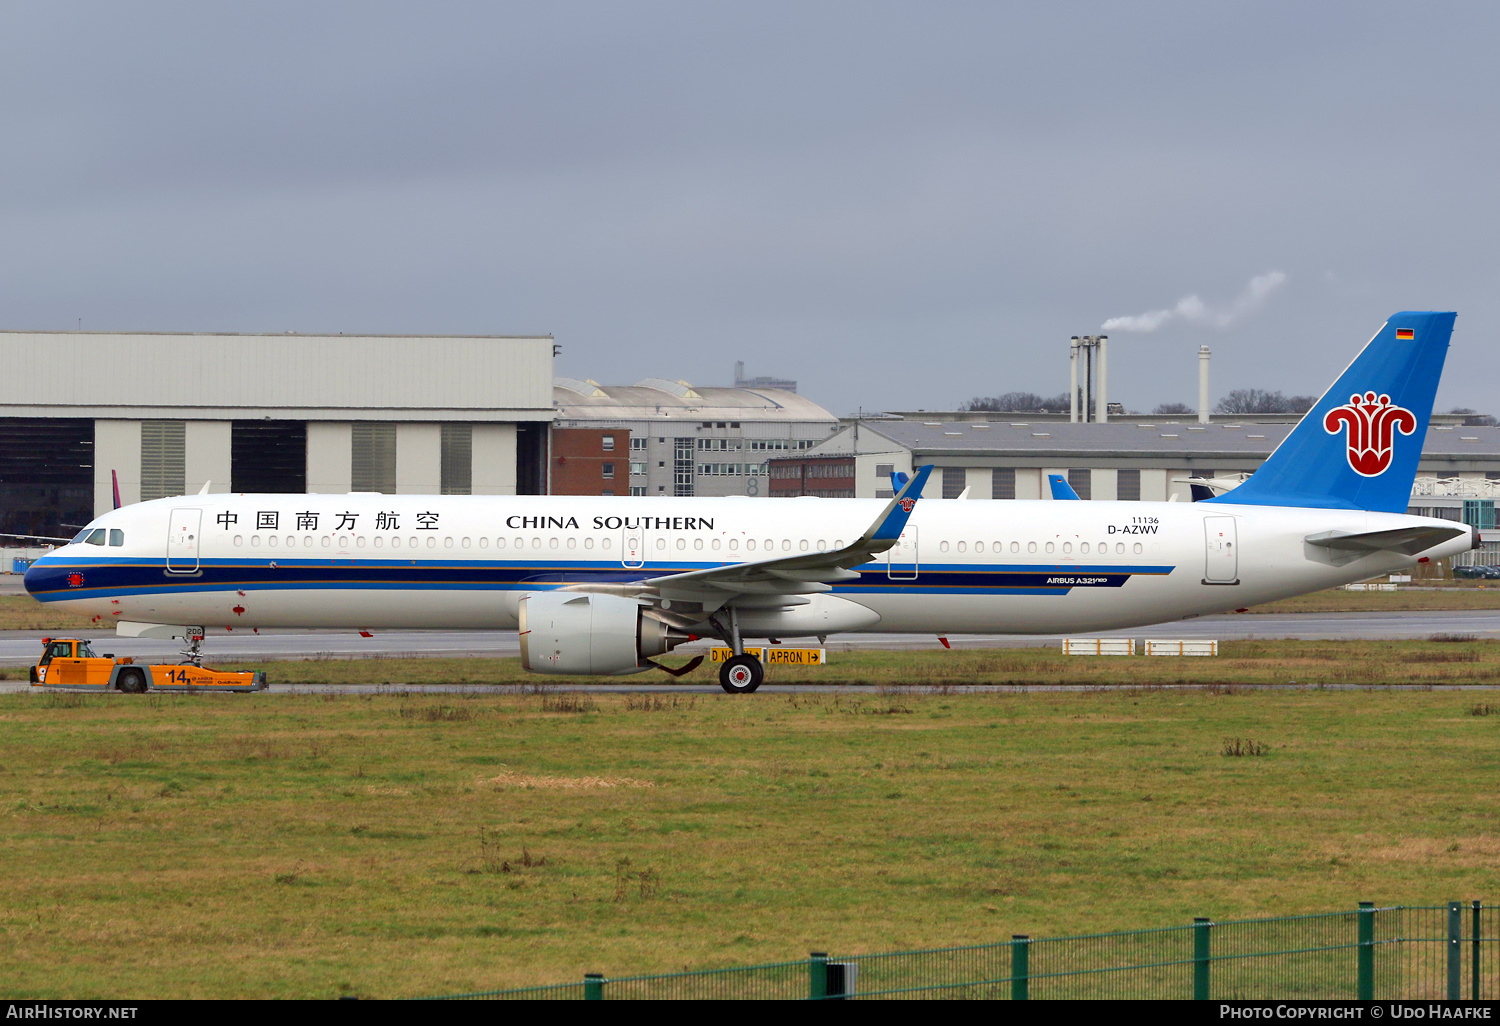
top-left (25, 493), bottom-right (1472, 638)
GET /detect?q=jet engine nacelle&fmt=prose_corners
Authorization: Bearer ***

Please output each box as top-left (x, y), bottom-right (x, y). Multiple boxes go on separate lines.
top-left (518, 591), bottom-right (689, 675)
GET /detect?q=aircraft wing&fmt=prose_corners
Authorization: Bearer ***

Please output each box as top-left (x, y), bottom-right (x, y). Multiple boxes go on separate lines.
top-left (644, 464), bottom-right (933, 604)
top-left (1305, 524), bottom-right (1470, 556)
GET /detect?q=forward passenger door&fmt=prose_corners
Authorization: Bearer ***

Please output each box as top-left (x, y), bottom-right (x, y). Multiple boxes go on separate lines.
top-left (166, 508), bottom-right (203, 574)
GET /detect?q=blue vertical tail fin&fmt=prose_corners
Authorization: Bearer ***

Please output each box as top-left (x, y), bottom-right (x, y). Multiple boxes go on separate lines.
top-left (1207, 311), bottom-right (1455, 513)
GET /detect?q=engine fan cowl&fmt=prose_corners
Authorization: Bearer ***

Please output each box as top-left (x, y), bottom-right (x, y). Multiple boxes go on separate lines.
top-left (519, 591), bottom-right (689, 675)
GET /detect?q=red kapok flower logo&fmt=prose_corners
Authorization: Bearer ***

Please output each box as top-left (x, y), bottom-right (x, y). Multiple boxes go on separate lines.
top-left (1323, 391), bottom-right (1417, 477)
top-left (898, 498), bottom-right (916, 512)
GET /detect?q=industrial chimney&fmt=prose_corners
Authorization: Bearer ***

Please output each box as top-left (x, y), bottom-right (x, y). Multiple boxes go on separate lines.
top-left (1069, 335), bottom-right (1109, 423)
top-left (1198, 346), bottom-right (1211, 424)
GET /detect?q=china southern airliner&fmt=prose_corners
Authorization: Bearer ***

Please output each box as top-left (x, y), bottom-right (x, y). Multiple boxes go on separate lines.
top-left (24, 312), bottom-right (1474, 692)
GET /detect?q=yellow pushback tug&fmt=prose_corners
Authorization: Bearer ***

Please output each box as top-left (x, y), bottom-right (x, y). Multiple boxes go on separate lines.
top-left (29, 637), bottom-right (267, 693)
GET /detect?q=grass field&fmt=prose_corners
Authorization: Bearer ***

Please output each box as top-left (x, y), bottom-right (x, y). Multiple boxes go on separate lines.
top-left (3, 678), bottom-right (1500, 998)
top-left (1, 637), bottom-right (1494, 688)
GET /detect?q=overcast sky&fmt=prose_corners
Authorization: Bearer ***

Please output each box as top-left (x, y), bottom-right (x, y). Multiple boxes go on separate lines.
top-left (2, 2), bottom-right (1496, 416)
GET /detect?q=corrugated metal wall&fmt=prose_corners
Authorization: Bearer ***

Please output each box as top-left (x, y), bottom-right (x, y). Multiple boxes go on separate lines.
top-left (0, 333), bottom-right (555, 416)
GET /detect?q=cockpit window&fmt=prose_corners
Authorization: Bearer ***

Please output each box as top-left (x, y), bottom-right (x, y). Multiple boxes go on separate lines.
top-left (72, 529), bottom-right (93, 544)
top-left (85, 529), bottom-right (106, 546)
top-left (109, 529), bottom-right (124, 547)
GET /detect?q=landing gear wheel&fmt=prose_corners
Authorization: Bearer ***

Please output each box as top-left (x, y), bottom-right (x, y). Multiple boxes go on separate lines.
top-left (116, 669), bottom-right (147, 694)
top-left (719, 654), bottom-right (764, 694)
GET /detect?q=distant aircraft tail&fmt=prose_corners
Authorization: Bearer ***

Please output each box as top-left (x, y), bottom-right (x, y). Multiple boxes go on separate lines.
top-left (1047, 473), bottom-right (1081, 500)
top-left (1207, 311), bottom-right (1455, 513)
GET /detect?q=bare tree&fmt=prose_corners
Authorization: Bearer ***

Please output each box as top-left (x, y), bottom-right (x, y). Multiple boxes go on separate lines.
top-left (1152, 402), bottom-right (1194, 415)
top-left (961, 391), bottom-right (1071, 413)
top-left (1451, 407), bottom-right (1498, 426)
top-left (1216, 389), bottom-right (1315, 415)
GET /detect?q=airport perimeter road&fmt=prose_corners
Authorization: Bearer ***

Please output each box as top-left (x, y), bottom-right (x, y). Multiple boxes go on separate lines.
top-left (2, 609), bottom-right (1499, 665)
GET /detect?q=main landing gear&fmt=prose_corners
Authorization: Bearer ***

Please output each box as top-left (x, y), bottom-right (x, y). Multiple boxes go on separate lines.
top-left (719, 654), bottom-right (764, 694)
top-left (711, 605), bottom-right (764, 694)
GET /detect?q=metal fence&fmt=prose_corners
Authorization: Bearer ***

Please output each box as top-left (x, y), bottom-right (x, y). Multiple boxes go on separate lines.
top-left (428, 900), bottom-right (1499, 1000)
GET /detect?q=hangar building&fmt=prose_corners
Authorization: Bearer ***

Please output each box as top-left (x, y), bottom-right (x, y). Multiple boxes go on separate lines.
top-left (550, 377), bottom-right (837, 497)
top-left (0, 331), bottom-right (555, 539)
top-left (769, 417), bottom-right (1500, 509)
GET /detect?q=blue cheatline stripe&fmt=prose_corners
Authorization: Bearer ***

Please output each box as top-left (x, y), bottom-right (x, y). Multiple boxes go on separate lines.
top-left (25, 556), bottom-right (1177, 602)
top-left (31, 555), bottom-right (1177, 573)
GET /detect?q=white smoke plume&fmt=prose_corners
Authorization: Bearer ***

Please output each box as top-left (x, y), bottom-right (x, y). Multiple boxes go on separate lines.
top-left (1102, 271), bottom-right (1287, 333)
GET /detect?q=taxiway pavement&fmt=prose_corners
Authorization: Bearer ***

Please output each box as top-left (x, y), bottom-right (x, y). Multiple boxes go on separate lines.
top-left (2, 609), bottom-right (1497, 666)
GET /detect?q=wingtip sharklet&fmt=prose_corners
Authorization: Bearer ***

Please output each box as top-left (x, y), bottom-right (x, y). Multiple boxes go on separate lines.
top-left (868, 464), bottom-right (933, 543)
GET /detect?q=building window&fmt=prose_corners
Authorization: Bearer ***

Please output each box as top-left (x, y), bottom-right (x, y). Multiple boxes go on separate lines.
top-left (992, 467), bottom-right (1016, 500)
top-left (440, 423), bottom-right (473, 495)
top-left (630, 486), bottom-right (646, 496)
top-left (140, 421), bottom-right (186, 501)
top-left (1067, 468), bottom-right (1092, 500)
top-left (602, 435), bottom-right (615, 451)
top-left (1117, 468), bottom-right (1141, 501)
top-left (674, 438), bottom-right (695, 496)
top-left (602, 462), bottom-right (615, 479)
top-left (630, 462), bottom-right (647, 476)
top-left (631, 437), bottom-right (648, 451)
top-left (875, 463), bottom-right (894, 480)
top-left (942, 467), bottom-right (965, 499)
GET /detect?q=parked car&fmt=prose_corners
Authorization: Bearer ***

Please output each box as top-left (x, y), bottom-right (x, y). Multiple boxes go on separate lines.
top-left (1453, 565), bottom-right (1490, 579)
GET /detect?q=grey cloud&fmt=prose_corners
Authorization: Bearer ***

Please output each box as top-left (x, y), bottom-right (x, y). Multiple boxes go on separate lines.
top-left (0, 1), bottom-right (1497, 415)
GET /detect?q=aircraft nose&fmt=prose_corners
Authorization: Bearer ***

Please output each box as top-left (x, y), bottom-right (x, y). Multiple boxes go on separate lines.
top-left (23, 557), bottom-right (52, 597)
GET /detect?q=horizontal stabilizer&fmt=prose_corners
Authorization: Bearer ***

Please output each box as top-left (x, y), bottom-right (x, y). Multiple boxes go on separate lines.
top-left (1305, 525), bottom-right (1468, 556)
